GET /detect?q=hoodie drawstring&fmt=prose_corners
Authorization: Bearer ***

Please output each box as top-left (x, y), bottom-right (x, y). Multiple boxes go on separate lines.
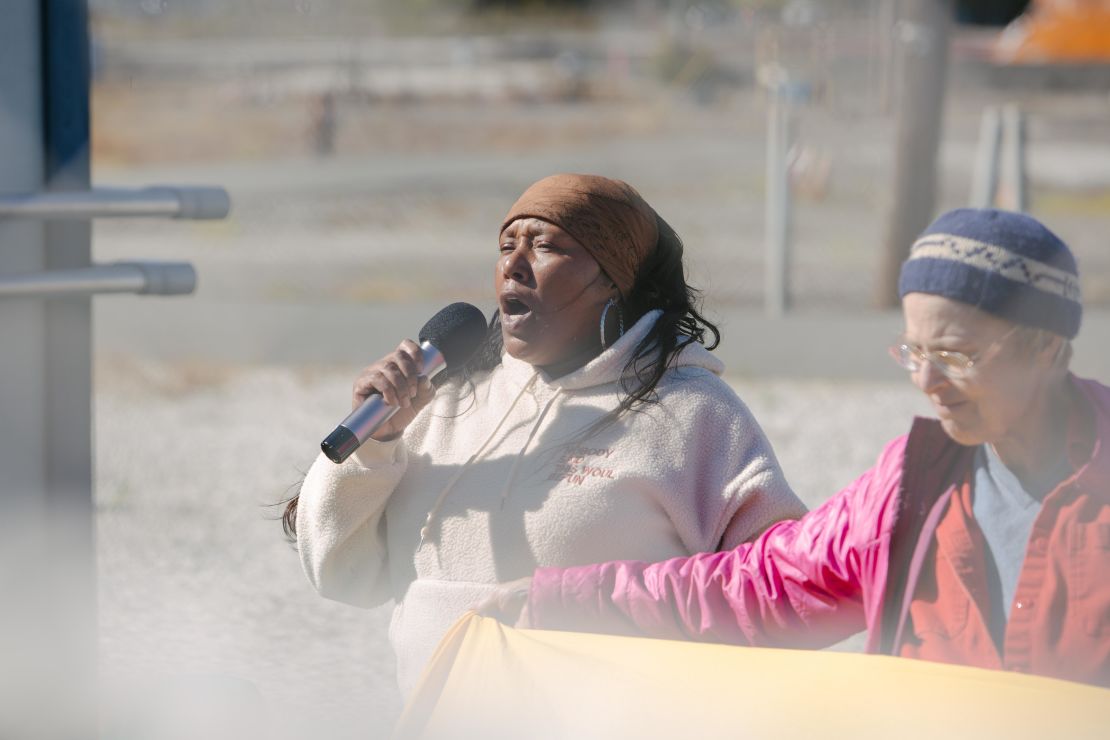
top-left (498, 388), bottom-right (562, 510)
top-left (419, 370), bottom-right (540, 545)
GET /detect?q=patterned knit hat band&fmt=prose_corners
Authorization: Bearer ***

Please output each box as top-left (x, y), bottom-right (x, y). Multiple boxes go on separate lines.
top-left (898, 208), bottom-right (1082, 339)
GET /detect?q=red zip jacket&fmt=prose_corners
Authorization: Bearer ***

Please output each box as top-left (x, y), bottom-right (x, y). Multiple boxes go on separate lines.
top-left (528, 375), bottom-right (1110, 686)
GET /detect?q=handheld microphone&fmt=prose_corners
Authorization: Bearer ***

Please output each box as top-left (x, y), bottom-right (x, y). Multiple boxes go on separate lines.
top-left (320, 302), bottom-right (488, 464)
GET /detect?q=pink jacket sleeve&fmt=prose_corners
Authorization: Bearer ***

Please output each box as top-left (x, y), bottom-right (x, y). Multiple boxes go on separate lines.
top-left (527, 436), bottom-right (908, 648)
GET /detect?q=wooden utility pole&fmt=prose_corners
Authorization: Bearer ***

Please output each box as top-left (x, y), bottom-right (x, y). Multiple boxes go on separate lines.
top-left (874, 0), bottom-right (952, 308)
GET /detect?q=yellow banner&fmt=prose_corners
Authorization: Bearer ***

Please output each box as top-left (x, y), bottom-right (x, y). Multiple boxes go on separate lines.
top-left (396, 613), bottom-right (1109, 739)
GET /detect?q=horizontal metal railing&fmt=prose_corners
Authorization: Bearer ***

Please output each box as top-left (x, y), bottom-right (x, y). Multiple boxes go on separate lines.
top-left (0, 261), bottom-right (197, 298)
top-left (0, 185), bottom-right (230, 220)
top-left (0, 185), bottom-right (228, 298)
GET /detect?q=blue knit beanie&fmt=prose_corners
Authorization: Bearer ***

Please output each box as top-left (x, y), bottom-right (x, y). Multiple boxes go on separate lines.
top-left (898, 208), bottom-right (1082, 338)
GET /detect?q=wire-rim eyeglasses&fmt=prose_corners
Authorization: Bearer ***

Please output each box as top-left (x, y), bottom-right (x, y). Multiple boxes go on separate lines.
top-left (888, 326), bottom-right (1019, 380)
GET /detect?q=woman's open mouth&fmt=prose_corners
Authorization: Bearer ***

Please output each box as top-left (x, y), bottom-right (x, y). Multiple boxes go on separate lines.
top-left (499, 294), bottom-right (535, 332)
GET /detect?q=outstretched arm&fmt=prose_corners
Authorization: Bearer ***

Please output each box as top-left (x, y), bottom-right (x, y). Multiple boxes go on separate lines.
top-left (524, 441), bottom-right (905, 648)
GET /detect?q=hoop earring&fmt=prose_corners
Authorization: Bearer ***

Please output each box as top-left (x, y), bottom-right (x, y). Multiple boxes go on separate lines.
top-left (599, 298), bottom-right (624, 349)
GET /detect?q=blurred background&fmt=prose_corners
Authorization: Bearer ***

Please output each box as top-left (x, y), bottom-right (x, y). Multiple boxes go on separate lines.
top-left (2, 0), bottom-right (1109, 737)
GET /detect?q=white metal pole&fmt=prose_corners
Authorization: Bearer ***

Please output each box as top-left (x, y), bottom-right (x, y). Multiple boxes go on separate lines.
top-left (0, 2), bottom-right (96, 737)
top-left (764, 81), bottom-right (792, 317)
top-left (970, 106), bottom-right (1003, 208)
top-left (1001, 103), bottom-right (1028, 212)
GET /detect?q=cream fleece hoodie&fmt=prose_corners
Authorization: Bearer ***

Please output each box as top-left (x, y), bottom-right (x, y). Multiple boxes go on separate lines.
top-left (297, 311), bottom-right (805, 692)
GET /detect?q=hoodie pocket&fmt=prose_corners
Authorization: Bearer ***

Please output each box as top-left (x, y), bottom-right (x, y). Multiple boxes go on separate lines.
top-left (390, 579), bottom-right (500, 694)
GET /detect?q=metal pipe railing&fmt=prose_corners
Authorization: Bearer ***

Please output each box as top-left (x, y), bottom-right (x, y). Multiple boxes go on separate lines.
top-left (0, 261), bottom-right (196, 298)
top-left (0, 186), bottom-right (230, 220)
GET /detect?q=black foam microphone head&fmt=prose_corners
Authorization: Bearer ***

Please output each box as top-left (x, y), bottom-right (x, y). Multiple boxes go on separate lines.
top-left (418, 302), bottom-right (488, 368)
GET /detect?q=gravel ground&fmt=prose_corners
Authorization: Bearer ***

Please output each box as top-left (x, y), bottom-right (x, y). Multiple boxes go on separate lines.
top-left (95, 356), bottom-right (931, 738)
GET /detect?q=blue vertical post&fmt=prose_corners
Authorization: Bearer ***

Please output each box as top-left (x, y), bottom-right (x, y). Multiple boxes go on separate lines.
top-left (40, 0), bottom-right (94, 545)
top-left (41, 1), bottom-right (97, 735)
top-left (40, 0), bottom-right (94, 533)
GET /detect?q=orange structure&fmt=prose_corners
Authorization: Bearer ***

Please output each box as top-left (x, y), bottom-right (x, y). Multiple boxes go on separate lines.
top-left (994, 0), bottom-right (1110, 63)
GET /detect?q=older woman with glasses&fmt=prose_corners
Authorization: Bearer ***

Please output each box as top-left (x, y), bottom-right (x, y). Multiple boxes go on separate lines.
top-left (487, 207), bottom-right (1110, 688)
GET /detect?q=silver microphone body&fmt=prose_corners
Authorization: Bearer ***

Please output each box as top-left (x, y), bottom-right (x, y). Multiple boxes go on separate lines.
top-left (321, 341), bottom-right (446, 464)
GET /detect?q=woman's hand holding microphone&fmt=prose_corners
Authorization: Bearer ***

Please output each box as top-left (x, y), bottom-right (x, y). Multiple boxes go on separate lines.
top-left (353, 340), bottom-right (437, 441)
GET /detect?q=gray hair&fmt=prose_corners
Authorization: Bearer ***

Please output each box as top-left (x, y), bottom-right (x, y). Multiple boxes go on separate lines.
top-left (1013, 325), bottom-right (1072, 370)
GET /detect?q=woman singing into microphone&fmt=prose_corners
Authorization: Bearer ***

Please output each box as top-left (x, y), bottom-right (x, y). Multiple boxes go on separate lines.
top-left (286, 174), bottom-right (805, 693)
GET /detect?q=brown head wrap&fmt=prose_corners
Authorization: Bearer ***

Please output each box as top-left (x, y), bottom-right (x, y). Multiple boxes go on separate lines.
top-left (500, 173), bottom-right (659, 297)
